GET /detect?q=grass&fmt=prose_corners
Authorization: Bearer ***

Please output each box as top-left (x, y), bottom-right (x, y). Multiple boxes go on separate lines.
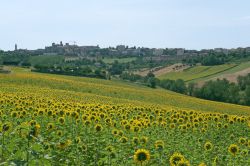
top-left (102, 57), bottom-right (137, 64)
top-left (29, 55), bottom-right (65, 66)
top-left (158, 64), bottom-right (237, 82)
top-left (189, 61), bottom-right (250, 83)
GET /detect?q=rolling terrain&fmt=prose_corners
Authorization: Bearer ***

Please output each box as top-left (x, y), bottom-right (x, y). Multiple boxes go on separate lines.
top-left (0, 67), bottom-right (249, 165)
top-left (156, 62), bottom-right (250, 84)
top-left (0, 67), bottom-right (249, 115)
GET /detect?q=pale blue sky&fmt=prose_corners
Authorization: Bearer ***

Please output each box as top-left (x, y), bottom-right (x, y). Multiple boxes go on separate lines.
top-left (1, 0), bottom-right (250, 51)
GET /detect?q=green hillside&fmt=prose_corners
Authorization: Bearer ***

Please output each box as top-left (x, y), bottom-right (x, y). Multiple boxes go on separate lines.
top-left (157, 61), bottom-right (250, 83)
top-left (0, 67), bottom-right (249, 115)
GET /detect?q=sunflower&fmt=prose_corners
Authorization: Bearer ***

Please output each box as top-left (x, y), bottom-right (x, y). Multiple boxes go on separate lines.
top-left (133, 149), bottom-right (150, 164)
top-left (11, 111), bottom-right (18, 118)
top-left (200, 128), bottom-right (206, 133)
top-left (1, 122), bottom-right (12, 133)
top-left (238, 137), bottom-right (247, 145)
top-left (155, 140), bottom-right (164, 150)
top-left (241, 149), bottom-right (249, 156)
top-left (105, 145), bottom-right (115, 153)
top-left (177, 159), bottom-right (190, 166)
top-left (46, 123), bottom-right (55, 131)
top-left (204, 141), bottom-right (213, 151)
top-left (132, 126), bottom-right (140, 132)
top-left (56, 130), bottom-right (63, 137)
top-left (29, 120), bottom-right (37, 126)
top-left (111, 129), bottom-right (119, 136)
top-left (169, 152), bottom-right (185, 166)
top-left (29, 124), bottom-right (40, 139)
top-left (170, 123), bottom-right (175, 129)
top-left (140, 136), bottom-right (148, 144)
top-left (198, 162), bottom-right (207, 166)
top-left (118, 130), bottom-right (124, 137)
top-left (119, 136), bottom-right (128, 143)
top-left (95, 124), bottom-right (103, 132)
top-left (75, 136), bottom-right (81, 144)
top-left (78, 144), bottom-right (87, 152)
top-left (47, 110), bottom-right (53, 116)
top-left (57, 139), bottom-right (71, 149)
top-left (132, 137), bottom-right (140, 145)
top-left (58, 117), bottom-right (65, 124)
top-left (228, 144), bottom-right (239, 156)
top-left (124, 124), bottom-right (131, 131)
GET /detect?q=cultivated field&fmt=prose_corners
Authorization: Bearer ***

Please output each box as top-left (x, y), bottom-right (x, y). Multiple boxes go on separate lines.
top-left (158, 64), bottom-right (237, 82)
top-left (0, 67), bottom-right (249, 165)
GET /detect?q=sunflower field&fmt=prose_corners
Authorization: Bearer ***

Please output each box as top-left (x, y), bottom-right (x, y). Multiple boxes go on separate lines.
top-left (0, 68), bottom-right (250, 165)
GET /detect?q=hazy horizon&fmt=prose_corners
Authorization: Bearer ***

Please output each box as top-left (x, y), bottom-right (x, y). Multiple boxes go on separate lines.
top-left (1, 0), bottom-right (250, 51)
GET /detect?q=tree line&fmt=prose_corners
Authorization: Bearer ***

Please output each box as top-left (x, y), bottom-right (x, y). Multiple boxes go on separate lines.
top-left (121, 72), bottom-right (250, 106)
top-left (160, 75), bottom-right (250, 106)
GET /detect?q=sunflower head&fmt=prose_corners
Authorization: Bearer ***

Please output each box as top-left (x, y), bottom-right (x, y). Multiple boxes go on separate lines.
top-left (241, 149), bottom-right (249, 156)
top-left (155, 140), bottom-right (164, 151)
top-left (204, 141), bottom-right (213, 151)
top-left (46, 123), bottom-right (54, 130)
top-left (95, 124), bottom-right (103, 132)
top-left (140, 136), bottom-right (148, 144)
top-left (198, 162), bottom-right (207, 166)
top-left (75, 137), bottom-right (81, 144)
top-left (105, 145), bottom-right (115, 153)
top-left (132, 137), bottom-right (139, 145)
top-left (228, 144), bottom-right (239, 156)
top-left (119, 136), bottom-right (128, 143)
top-left (169, 152), bottom-right (185, 166)
top-left (177, 159), bottom-right (190, 166)
top-left (58, 139), bottom-right (71, 149)
top-left (78, 144), bottom-right (87, 152)
top-left (112, 129), bottom-right (119, 136)
top-left (1, 122), bottom-right (12, 133)
top-left (58, 117), bottom-right (65, 124)
top-left (238, 137), bottom-right (247, 145)
top-left (132, 126), bottom-right (140, 132)
top-left (56, 130), bottom-right (63, 137)
top-left (133, 149), bottom-right (150, 164)
top-left (11, 111), bottom-right (18, 118)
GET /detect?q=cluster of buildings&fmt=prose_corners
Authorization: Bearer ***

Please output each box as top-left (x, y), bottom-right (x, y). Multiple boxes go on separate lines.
top-left (11, 42), bottom-right (250, 62)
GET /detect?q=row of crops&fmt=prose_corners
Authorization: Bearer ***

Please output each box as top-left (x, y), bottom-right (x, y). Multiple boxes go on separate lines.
top-left (158, 64), bottom-right (236, 81)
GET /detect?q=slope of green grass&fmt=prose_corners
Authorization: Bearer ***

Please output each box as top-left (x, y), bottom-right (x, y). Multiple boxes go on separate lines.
top-left (189, 61), bottom-right (250, 83)
top-left (29, 55), bottom-right (65, 66)
top-left (0, 67), bottom-right (249, 115)
top-left (158, 64), bottom-right (236, 81)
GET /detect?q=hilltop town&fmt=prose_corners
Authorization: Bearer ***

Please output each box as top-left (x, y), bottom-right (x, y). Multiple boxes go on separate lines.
top-left (3, 42), bottom-right (250, 62)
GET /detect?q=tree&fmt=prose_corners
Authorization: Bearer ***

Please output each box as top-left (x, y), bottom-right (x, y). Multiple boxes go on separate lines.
top-left (147, 77), bottom-right (157, 88)
top-left (237, 74), bottom-right (250, 90)
top-left (187, 82), bottom-right (197, 96)
top-left (172, 79), bottom-right (186, 94)
top-left (146, 72), bottom-right (155, 78)
top-left (226, 83), bottom-right (240, 104)
top-left (109, 60), bottom-right (124, 75)
top-left (244, 86), bottom-right (250, 105)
